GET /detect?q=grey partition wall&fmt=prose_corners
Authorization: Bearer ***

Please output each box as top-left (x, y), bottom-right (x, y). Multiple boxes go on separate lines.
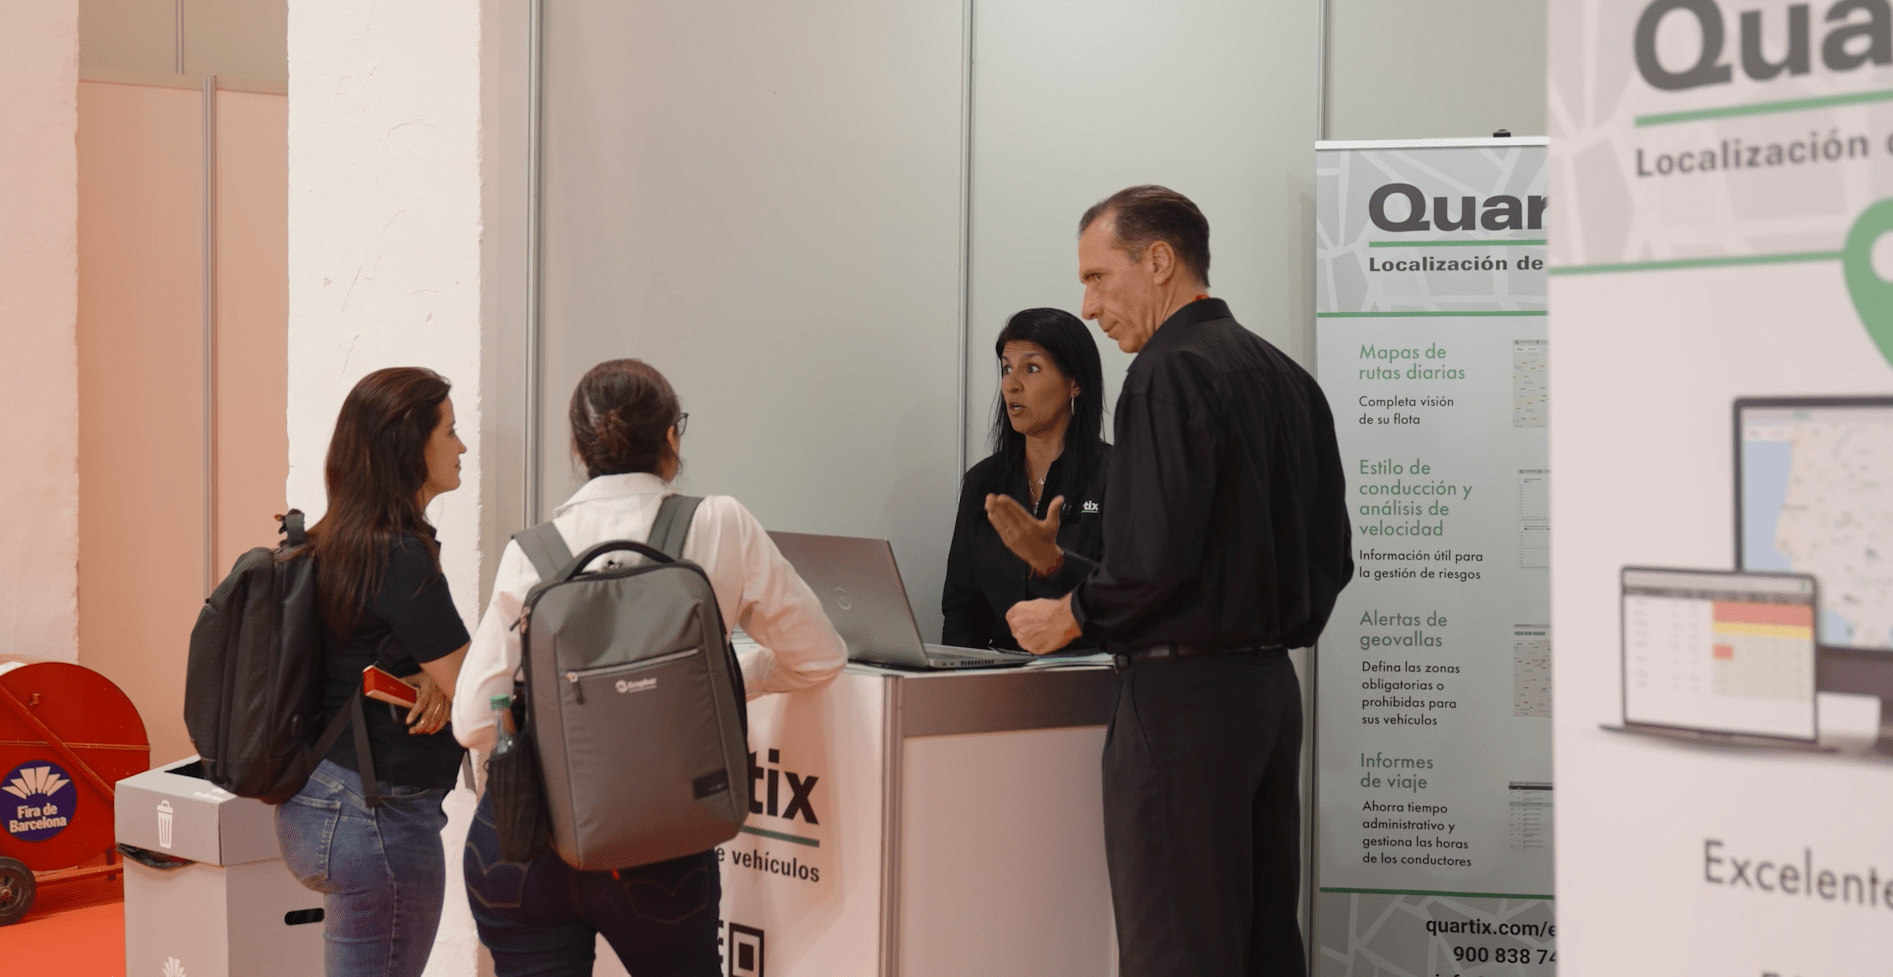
top-left (536, 0), bottom-right (969, 639)
top-left (1323, 0), bottom-right (1547, 140)
top-left (963, 0), bottom-right (1319, 466)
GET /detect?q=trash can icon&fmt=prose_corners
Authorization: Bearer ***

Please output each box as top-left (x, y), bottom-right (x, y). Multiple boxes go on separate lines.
top-left (156, 800), bottom-right (173, 850)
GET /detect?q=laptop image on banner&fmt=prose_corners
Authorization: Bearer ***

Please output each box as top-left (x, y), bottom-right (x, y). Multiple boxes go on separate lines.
top-left (768, 531), bottom-right (1035, 670)
top-left (1604, 567), bottom-right (1833, 752)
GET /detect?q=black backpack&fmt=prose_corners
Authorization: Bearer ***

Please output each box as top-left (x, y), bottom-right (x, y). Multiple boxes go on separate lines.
top-left (183, 511), bottom-right (391, 807)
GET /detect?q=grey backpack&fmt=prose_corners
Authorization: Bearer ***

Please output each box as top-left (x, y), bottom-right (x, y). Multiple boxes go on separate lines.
top-left (511, 495), bottom-right (750, 871)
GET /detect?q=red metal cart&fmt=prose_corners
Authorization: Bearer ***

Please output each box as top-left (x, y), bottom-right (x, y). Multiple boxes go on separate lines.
top-left (0, 660), bottom-right (151, 924)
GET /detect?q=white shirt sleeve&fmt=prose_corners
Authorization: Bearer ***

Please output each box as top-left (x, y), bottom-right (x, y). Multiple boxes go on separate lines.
top-left (686, 496), bottom-right (848, 698)
top-left (453, 492), bottom-right (845, 750)
top-left (452, 539), bottom-right (537, 752)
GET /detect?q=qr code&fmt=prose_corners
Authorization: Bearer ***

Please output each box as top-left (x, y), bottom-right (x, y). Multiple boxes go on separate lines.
top-left (727, 922), bottom-right (765, 977)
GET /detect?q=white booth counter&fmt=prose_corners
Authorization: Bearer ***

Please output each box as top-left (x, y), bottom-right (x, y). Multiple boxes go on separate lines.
top-left (597, 662), bottom-right (1119, 977)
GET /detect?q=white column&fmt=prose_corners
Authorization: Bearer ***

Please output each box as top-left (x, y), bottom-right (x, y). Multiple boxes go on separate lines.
top-left (0, 1), bottom-right (79, 664)
top-left (288, 3), bottom-right (486, 974)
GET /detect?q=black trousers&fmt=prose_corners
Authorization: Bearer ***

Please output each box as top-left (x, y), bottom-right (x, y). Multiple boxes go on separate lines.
top-left (1104, 649), bottom-right (1305, 977)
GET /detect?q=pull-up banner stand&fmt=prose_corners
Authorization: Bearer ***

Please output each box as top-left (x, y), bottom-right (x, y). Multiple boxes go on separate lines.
top-left (1314, 137), bottom-right (1555, 974)
top-left (1550, 2), bottom-right (1893, 974)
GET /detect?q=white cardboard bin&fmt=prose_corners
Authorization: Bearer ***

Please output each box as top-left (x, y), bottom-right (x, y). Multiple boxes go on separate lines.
top-left (115, 756), bottom-right (324, 977)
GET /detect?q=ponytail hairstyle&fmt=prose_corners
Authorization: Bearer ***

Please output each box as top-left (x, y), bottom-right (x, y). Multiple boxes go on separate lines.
top-left (569, 358), bottom-right (682, 479)
top-left (307, 367), bottom-right (451, 639)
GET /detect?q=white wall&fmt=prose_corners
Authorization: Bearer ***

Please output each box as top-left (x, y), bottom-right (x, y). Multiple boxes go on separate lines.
top-left (1326, 0), bottom-right (1547, 140)
top-left (286, 2), bottom-right (486, 974)
top-left (0, 1), bottom-right (79, 663)
top-left (286, 0), bottom-right (486, 631)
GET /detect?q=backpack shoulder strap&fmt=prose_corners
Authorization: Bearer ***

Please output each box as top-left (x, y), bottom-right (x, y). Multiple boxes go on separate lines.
top-left (649, 495), bottom-right (703, 560)
top-left (308, 693), bottom-right (385, 809)
top-left (512, 522), bottom-right (575, 581)
top-left (280, 509), bottom-right (306, 548)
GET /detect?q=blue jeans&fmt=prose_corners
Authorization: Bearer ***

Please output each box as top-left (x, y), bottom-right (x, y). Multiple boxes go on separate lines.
top-left (463, 791), bottom-right (722, 977)
top-left (276, 759), bottom-right (450, 977)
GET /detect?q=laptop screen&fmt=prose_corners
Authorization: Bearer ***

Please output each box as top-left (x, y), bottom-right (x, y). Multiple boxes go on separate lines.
top-left (1621, 569), bottom-right (1818, 741)
top-left (1736, 399), bottom-right (1893, 654)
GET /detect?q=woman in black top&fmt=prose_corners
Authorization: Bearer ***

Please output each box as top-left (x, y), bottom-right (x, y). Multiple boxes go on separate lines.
top-left (275, 367), bottom-right (471, 977)
top-left (943, 308), bottom-right (1111, 650)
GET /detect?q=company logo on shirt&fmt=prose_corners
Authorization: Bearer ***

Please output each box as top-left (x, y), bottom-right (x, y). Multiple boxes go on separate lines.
top-left (4, 761), bottom-right (75, 842)
top-left (162, 957), bottom-right (187, 977)
top-left (1082, 500), bottom-right (1100, 514)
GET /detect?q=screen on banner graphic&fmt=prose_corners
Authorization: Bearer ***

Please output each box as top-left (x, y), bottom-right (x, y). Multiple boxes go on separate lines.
top-left (1550, 2), bottom-right (1893, 974)
top-left (1315, 141), bottom-right (1555, 974)
top-left (1740, 405), bottom-right (1893, 650)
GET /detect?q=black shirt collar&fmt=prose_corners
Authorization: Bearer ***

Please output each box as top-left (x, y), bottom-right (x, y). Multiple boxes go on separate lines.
top-left (1141, 297), bottom-right (1232, 356)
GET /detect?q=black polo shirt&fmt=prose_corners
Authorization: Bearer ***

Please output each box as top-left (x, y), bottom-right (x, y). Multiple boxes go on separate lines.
top-left (1036, 299), bottom-right (1354, 650)
top-left (321, 531), bottom-right (470, 790)
top-left (942, 442), bottom-right (1111, 650)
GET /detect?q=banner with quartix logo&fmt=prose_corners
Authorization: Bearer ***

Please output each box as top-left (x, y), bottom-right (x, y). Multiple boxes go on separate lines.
top-left (1551, 0), bottom-right (1893, 974)
top-left (716, 670), bottom-right (886, 976)
top-left (1314, 138), bottom-right (1554, 976)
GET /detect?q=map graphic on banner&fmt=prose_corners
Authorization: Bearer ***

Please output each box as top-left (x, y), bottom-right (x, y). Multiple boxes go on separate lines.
top-left (1314, 139), bottom-right (1555, 976)
top-left (1550, 1), bottom-right (1893, 974)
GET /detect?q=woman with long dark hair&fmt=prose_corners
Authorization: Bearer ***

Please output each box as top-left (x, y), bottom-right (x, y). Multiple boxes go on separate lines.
top-left (452, 358), bottom-right (845, 976)
top-left (941, 308), bottom-right (1111, 650)
top-left (275, 366), bottom-right (470, 977)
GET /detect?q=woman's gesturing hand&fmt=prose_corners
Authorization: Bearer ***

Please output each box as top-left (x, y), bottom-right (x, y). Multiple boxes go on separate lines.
top-left (406, 671), bottom-right (453, 735)
top-left (984, 493), bottom-right (1064, 575)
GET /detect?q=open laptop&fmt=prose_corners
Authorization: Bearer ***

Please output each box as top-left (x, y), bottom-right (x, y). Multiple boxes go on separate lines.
top-left (768, 531), bottom-right (1036, 670)
top-left (1605, 567), bottom-right (1833, 752)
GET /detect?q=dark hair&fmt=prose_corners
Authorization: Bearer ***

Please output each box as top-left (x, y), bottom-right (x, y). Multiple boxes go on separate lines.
top-left (990, 308), bottom-right (1106, 505)
top-left (1078, 184), bottom-right (1211, 286)
top-left (308, 367), bottom-right (450, 639)
top-left (570, 359), bottom-right (681, 479)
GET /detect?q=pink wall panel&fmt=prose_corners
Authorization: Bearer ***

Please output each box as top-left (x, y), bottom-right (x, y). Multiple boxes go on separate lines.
top-left (215, 89), bottom-right (288, 570)
top-left (77, 78), bottom-right (205, 765)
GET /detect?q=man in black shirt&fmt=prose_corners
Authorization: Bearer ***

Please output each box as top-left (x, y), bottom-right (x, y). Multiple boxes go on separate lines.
top-left (989, 186), bottom-right (1352, 976)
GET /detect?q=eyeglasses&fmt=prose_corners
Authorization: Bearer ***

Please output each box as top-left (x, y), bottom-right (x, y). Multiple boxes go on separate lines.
top-left (674, 412), bottom-right (689, 437)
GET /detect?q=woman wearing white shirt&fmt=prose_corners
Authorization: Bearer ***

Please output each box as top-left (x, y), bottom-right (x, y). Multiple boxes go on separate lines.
top-left (453, 358), bottom-right (846, 977)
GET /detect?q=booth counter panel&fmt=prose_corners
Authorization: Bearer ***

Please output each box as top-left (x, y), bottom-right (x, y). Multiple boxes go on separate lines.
top-left (885, 663), bottom-right (1118, 737)
top-left (693, 663), bottom-right (1118, 977)
top-left (897, 726), bottom-right (1114, 976)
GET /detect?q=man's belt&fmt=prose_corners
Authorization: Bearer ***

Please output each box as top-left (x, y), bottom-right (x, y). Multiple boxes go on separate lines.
top-left (1116, 642), bottom-right (1287, 664)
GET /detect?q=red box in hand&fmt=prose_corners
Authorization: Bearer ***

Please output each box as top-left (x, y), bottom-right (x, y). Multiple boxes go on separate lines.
top-left (362, 664), bottom-right (420, 709)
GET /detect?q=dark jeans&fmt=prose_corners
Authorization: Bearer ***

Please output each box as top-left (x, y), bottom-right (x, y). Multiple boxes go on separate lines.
top-left (463, 791), bottom-right (722, 977)
top-left (1105, 649), bottom-right (1305, 977)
